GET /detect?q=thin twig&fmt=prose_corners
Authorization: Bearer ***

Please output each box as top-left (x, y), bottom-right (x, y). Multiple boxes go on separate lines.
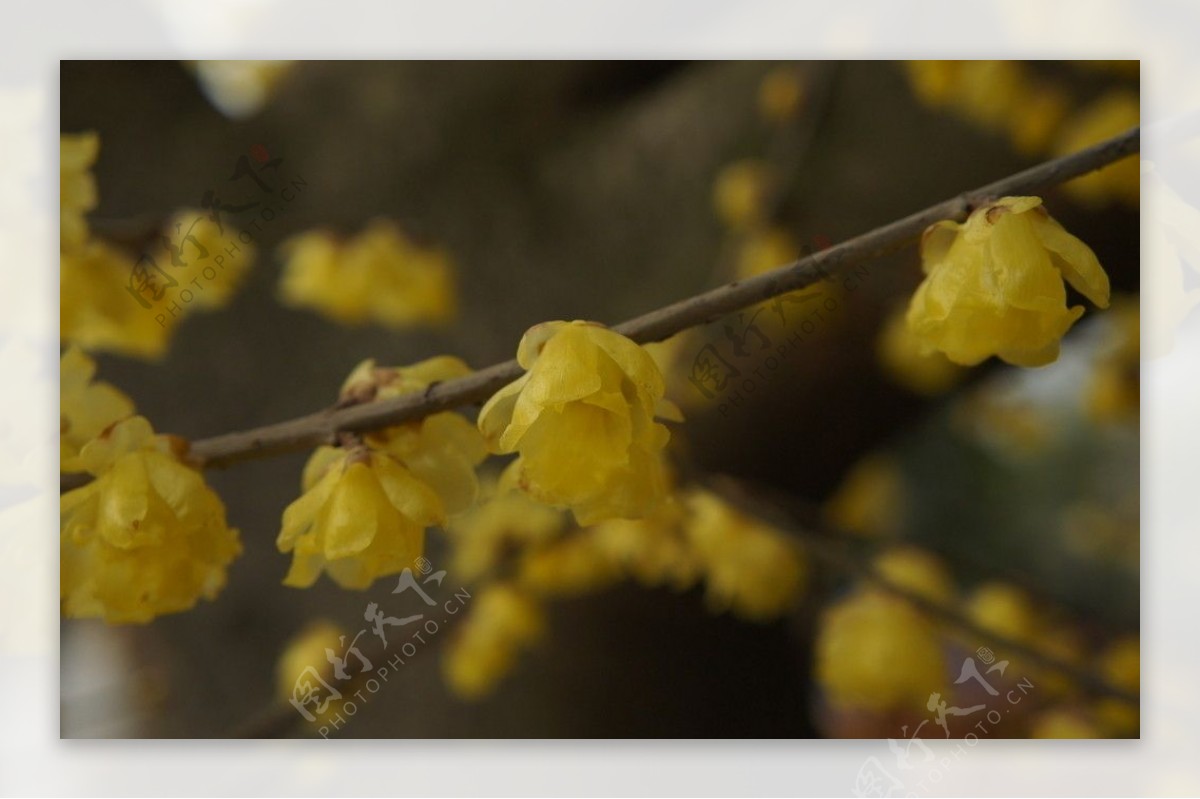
top-left (703, 474), bottom-right (1140, 707)
top-left (61, 127), bottom-right (1139, 487)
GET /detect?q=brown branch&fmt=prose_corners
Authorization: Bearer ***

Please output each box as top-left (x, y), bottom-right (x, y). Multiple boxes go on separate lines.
top-left (62, 126), bottom-right (1140, 486)
top-left (703, 474), bottom-right (1140, 707)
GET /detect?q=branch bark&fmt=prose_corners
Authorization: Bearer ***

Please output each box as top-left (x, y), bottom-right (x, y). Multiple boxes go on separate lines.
top-left (62, 126), bottom-right (1139, 488)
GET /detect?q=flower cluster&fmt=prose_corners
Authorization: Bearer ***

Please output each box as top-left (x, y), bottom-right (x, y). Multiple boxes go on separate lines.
top-left (907, 196), bottom-right (1110, 367)
top-left (478, 321), bottom-right (680, 525)
top-left (278, 220), bottom-right (457, 329)
top-left (61, 416), bottom-right (242, 623)
top-left (278, 357), bottom-right (487, 589)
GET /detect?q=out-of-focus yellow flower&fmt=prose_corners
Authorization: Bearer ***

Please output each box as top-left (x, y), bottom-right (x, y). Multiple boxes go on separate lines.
top-left (189, 60), bottom-right (295, 119)
top-left (815, 589), bottom-right (945, 713)
top-left (60, 416), bottom-right (242, 623)
top-left (734, 227), bottom-right (798, 280)
top-left (517, 533), bottom-right (621, 597)
top-left (1056, 92), bottom-right (1140, 207)
top-left (61, 239), bottom-right (179, 360)
top-left (159, 209), bottom-right (255, 309)
top-left (1094, 636), bottom-right (1139, 736)
top-left (824, 454), bottom-right (905, 538)
top-left (964, 582), bottom-right (1038, 646)
top-left (589, 496), bottom-right (702, 590)
top-left (712, 160), bottom-right (774, 231)
top-left (445, 472), bottom-right (565, 583)
top-left (478, 321), bottom-right (680, 525)
top-left (905, 61), bottom-right (1020, 124)
top-left (684, 490), bottom-right (805, 620)
top-left (907, 196), bottom-right (1110, 367)
top-left (277, 447), bottom-right (442, 590)
top-left (278, 220), bottom-right (457, 329)
top-left (1008, 85), bottom-right (1070, 156)
top-left (61, 132), bottom-right (99, 253)
top-left (877, 304), bottom-right (965, 395)
top-left (340, 357), bottom-right (487, 515)
top-left (758, 66), bottom-right (806, 122)
top-left (1028, 707), bottom-right (1101, 738)
top-left (1060, 501), bottom-right (1138, 565)
top-left (275, 619), bottom-right (345, 702)
top-left (872, 546), bottom-right (955, 605)
top-left (443, 583), bottom-right (543, 699)
top-left (1085, 297), bottom-right (1140, 423)
top-left (60, 345), bottom-right (134, 471)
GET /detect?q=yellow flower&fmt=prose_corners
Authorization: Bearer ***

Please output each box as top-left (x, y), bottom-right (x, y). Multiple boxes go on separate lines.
top-left (1093, 636), bottom-right (1139, 736)
top-left (60, 416), bottom-right (242, 623)
top-left (734, 227), bottom-right (798, 280)
top-left (445, 468), bottom-right (566, 583)
top-left (1028, 707), bottom-right (1101, 738)
top-left (964, 582), bottom-right (1037, 645)
top-left (872, 546), bottom-right (955, 605)
top-left (907, 196), bottom-right (1110, 367)
top-left (158, 209), bottom-right (255, 309)
top-left (517, 533), bottom-right (621, 597)
top-left (1008, 85), bottom-right (1070, 156)
top-left (758, 66), bottom-right (805, 122)
top-left (61, 132), bottom-right (99, 253)
top-left (60, 345), bottom-right (135, 471)
top-left (589, 496), bottom-right (702, 590)
top-left (712, 160), bottom-right (774, 231)
top-left (443, 583), bottom-right (543, 699)
top-left (275, 619), bottom-right (345, 702)
top-left (1056, 92), bottom-right (1140, 207)
top-left (278, 447), bottom-right (442, 590)
top-left (61, 238), bottom-right (179, 360)
top-left (278, 220), bottom-right (457, 328)
top-left (684, 490), bottom-right (805, 620)
top-left (877, 304), bottom-right (964, 395)
top-left (341, 356), bottom-right (488, 515)
top-left (815, 589), bottom-right (945, 713)
top-left (478, 321), bottom-right (681, 525)
top-left (824, 454), bottom-right (905, 538)
top-left (905, 60), bottom-right (961, 108)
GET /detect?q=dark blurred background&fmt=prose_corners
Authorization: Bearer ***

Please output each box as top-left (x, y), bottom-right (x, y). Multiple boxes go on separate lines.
top-left (59, 60), bottom-right (1139, 737)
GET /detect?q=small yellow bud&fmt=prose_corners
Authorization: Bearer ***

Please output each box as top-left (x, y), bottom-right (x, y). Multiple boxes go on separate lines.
top-left (712, 160), bottom-right (773, 231)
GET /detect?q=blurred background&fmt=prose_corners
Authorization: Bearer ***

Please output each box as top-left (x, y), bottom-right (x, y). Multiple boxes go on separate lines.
top-left (59, 60), bottom-right (1140, 738)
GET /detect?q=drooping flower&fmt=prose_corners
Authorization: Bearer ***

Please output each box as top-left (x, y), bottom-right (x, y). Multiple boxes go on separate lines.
top-left (339, 356), bottom-right (488, 514)
top-left (1056, 92), bottom-right (1140, 207)
top-left (278, 446), bottom-right (442, 590)
top-left (278, 220), bottom-right (457, 329)
top-left (815, 588), bottom-right (945, 713)
top-left (442, 583), bottom-right (544, 699)
top-left (60, 416), bottom-right (242, 623)
top-left (60, 345), bottom-right (135, 471)
top-left (478, 321), bottom-right (681, 525)
top-left (907, 196), bottom-right (1111, 367)
top-left (683, 489), bottom-right (805, 620)
top-left (61, 132), bottom-right (99, 253)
